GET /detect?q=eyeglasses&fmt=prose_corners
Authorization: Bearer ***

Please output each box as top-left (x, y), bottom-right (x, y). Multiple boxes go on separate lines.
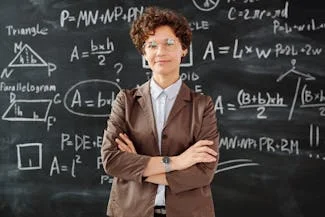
top-left (142, 38), bottom-right (178, 52)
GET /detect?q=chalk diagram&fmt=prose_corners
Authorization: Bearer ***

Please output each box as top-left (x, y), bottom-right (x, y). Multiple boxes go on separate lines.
top-left (1, 43), bottom-right (57, 78)
top-left (215, 159), bottom-right (259, 174)
top-left (192, 0), bottom-right (220, 11)
top-left (16, 143), bottom-right (42, 170)
top-left (2, 99), bottom-right (52, 122)
top-left (276, 59), bottom-right (316, 120)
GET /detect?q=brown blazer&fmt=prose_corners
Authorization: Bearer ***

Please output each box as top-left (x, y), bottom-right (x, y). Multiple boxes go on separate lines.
top-left (101, 81), bottom-right (219, 217)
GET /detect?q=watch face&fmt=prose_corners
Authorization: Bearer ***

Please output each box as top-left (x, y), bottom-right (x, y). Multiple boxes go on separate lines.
top-left (163, 156), bottom-right (170, 164)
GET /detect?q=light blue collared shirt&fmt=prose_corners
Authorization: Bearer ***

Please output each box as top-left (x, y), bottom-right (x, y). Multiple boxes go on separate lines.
top-left (150, 77), bottom-right (182, 206)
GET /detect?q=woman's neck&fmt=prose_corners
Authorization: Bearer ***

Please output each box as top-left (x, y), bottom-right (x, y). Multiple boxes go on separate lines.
top-left (152, 73), bottom-right (180, 89)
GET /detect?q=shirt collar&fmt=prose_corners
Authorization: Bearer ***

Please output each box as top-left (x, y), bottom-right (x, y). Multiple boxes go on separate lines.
top-left (150, 78), bottom-right (182, 100)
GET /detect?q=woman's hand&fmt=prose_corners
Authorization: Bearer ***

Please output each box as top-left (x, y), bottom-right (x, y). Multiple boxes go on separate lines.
top-left (115, 133), bottom-right (137, 154)
top-left (174, 140), bottom-right (217, 171)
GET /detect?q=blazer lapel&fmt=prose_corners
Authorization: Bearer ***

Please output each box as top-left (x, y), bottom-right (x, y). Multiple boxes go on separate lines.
top-left (135, 81), bottom-right (159, 150)
top-left (164, 82), bottom-right (191, 129)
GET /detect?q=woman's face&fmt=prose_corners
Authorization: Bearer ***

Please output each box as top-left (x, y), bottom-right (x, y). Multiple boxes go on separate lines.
top-left (143, 25), bottom-right (187, 77)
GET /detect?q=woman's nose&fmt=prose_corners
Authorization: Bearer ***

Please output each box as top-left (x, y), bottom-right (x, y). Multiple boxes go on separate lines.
top-left (156, 44), bottom-right (167, 55)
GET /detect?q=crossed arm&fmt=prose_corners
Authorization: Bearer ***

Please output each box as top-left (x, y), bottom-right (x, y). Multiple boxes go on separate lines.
top-left (115, 133), bottom-right (218, 185)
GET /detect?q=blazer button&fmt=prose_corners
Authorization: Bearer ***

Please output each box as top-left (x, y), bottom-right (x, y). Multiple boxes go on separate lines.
top-left (162, 134), bottom-right (168, 139)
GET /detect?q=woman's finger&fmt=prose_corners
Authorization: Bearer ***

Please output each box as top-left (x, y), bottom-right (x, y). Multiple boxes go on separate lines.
top-left (194, 153), bottom-right (216, 163)
top-left (119, 133), bottom-right (137, 153)
top-left (197, 146), bottom-right (218, 156)
top-left (124, 133), bottom-right (137, 153)
top-left (115, 138), bottom-right (132, 153)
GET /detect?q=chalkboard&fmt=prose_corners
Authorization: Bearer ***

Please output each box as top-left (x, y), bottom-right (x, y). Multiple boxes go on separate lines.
top-left (1, 0), bottom-right (324, 217)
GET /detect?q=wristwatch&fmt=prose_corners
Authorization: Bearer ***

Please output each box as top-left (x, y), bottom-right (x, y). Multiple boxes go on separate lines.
top-left (162, 156), bottom-right (171, 172)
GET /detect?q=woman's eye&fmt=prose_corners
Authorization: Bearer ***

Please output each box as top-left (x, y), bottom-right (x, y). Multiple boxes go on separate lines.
top-left (147, 42), bottom-right (158, 49)
top-left (166, 39), bottom-right (175, 46)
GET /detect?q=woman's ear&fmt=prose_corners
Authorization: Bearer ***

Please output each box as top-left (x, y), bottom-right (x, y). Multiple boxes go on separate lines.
top-left (182, 48), bottom-right (188, 57)
top-left (143, 53), bottom-right (148, 61)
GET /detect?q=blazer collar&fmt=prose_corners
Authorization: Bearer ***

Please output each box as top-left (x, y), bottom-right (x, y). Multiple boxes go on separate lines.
top-left (150, 78), bottom-right (182, 100)
top-left (135, 80), bottom-right (192, 148)
top-left (135, 80), bottom-right (191, 101)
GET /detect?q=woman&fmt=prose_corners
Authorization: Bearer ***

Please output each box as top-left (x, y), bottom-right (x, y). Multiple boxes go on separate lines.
top-left (101, 6), bottom-right (219, 217)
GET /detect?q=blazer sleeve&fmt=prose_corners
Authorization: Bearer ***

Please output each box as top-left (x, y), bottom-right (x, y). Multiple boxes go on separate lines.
top-left (166, 96), bottom-right (219, 194)
top-left (101, 90), bottom-right (151, 183)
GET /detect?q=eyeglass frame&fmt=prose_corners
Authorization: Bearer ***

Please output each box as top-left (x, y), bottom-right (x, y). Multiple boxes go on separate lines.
top-left (142, 38), bottom-right (180, 52)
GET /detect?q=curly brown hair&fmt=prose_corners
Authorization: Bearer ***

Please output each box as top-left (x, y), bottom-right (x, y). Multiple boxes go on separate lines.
top-left (130, 6), bottom-right (192, 54)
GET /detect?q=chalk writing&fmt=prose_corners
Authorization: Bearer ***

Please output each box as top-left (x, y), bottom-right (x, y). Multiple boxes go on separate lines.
top-left (0, 82), bottom-right (56, 93)
top-left (227, 1), bottom-right (288, 20)
top-left (61, 133), bottom-right (102, 152)
top-left (60, 6), bottom-right (144, 28)
top-left (273, 19), bottom-right (325, 34)
top-left (301, 84), bottom-right (325, 116)
top-left (5, 24), bottom-right (48, 37)
top-left (50, 155), bottom-right (82, 178)
top-left (70, 37), bottom-right (114, 66)
top-left (63, 79), bottom-right (120, 117)
top-left (220, 136), bottom-right (299, 155)
top-left (202, 40), bottom-right (323, 61)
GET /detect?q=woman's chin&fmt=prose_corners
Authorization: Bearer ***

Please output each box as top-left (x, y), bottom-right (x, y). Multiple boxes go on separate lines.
top-left (151, 68), bottom-right (177, 77)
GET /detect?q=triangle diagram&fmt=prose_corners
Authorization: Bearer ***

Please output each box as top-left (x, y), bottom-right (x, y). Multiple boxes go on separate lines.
top-left (8, 44), bottom-right (48, 67)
